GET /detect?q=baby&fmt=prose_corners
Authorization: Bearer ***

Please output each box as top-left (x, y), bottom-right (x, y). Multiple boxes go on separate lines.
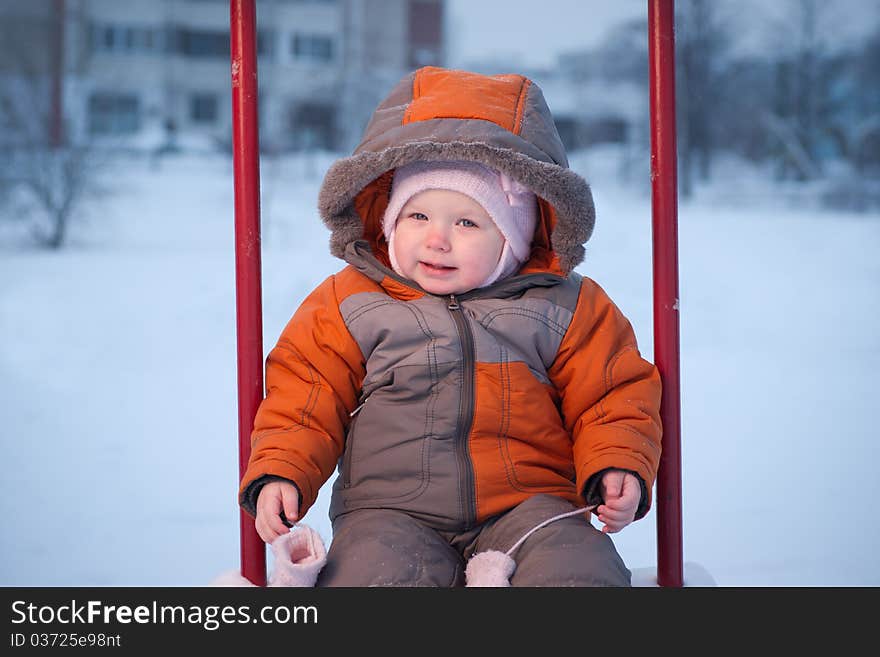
top-left (240, 66), bottom-right (662, 586)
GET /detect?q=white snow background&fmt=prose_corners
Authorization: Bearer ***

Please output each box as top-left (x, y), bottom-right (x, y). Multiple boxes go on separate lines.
top-left (1, 147), bottom-right (877, 587)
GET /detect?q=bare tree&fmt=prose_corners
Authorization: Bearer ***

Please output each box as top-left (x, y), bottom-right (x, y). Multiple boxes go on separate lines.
top-left (752, 0), bottom-right (856, 182)
top-left (2, 138), bottom-right (98, 249)
top-left (0, 0), bottom-right (101, 249)
top-left (835, 24), bottom-right (880, 176)
top-left (767, 0), bottom-right (824, 180)
top-left (675, 0), bottom-right (732, 197)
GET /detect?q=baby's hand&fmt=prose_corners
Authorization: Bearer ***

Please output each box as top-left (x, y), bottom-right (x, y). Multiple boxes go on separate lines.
top-left (255, 481), bottom-right (300, 544)
top-left (596, 470), bottom-right (641, 534)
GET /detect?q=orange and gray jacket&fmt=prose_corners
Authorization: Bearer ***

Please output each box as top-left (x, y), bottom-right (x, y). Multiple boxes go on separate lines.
top-left (239, 67), bottom-right (662, 531)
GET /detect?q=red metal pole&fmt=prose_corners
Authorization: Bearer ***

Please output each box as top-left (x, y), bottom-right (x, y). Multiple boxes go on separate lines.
top-left (230, 0), bottom-right (266, 586)
top-left (648, 0), bottom-right (684, 587)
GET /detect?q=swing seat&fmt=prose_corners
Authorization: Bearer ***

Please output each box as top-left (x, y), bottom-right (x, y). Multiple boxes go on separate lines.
top-left (632, 562), bottom-right (716, 587)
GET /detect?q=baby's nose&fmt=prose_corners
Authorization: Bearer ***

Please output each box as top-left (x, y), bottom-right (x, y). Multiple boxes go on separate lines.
top-left (425, 226), bottom-right (451, 250)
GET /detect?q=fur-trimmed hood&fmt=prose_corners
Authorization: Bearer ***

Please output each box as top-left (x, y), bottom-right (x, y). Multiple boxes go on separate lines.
top-left (317, 66), bottom-right (595, 277)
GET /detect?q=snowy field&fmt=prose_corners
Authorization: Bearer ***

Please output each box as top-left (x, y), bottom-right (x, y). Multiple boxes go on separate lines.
top-left (1, 149), bottom-right (877, 586)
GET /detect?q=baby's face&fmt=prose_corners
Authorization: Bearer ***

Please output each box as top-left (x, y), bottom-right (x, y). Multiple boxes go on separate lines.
top-left (392, 189), bottom-right (504, 295)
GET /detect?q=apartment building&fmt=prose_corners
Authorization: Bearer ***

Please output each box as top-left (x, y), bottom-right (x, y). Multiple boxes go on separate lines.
top-left (0, 0), bottom-right (445, 152)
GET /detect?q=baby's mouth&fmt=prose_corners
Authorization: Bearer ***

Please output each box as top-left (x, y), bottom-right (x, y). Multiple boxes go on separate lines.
top-left (420, 261), bottom-right (456, 273)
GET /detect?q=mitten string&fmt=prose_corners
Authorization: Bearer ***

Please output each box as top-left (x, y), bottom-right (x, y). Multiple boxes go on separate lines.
top-left (505, 505), bottom-right (597, 557)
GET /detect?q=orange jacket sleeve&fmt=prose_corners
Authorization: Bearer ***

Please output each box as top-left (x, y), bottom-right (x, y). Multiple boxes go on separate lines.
top-left (548, 277), bottom-right (662, 518)
top-left (238, 274), bottom-right (366, 519)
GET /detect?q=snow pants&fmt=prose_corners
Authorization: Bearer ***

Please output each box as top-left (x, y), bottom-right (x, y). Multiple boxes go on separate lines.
top-left (315, 494), bottom-right (631, 587)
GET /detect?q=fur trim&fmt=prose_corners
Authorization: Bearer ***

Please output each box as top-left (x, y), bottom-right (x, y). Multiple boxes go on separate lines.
top-left (318, 142), bottom-right (593, 276)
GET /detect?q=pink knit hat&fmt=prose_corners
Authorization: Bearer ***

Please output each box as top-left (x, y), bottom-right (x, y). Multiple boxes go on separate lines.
top-left (382, 160), bottom-right (539, 288)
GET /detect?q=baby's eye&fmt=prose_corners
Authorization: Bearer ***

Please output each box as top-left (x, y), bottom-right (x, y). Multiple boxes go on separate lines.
top-left (457, 218), bottom-right (477, 228)
top-left (409, 212), bottom-right (428, 221)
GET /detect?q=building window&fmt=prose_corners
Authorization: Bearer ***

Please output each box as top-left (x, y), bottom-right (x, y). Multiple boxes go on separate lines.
top-left (0, 95), bottom-right (15, 136)
top-left (177, 29), bottom-right (229, 58)
top-left (190, 94), bottom-right (218, 124)
top-left (132, 27), bottom-right (156, 51)
top-left (89, 23), bottom-right (161, 54)
top-left (291, 34), bottom-right (333, 62)
top-left (88, 93), bottom-right (140, 135)
top-left (257, 30), bottom-right (275, 58)
top-left (408, 0), bottom-right (443, 68)
top-left (97, 25), bottom-right (115, 51)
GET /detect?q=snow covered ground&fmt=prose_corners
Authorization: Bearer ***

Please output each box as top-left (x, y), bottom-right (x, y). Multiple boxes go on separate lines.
top-left (1, 149), bottom-right (877, 586)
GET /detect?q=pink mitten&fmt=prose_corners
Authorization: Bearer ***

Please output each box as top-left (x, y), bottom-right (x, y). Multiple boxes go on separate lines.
top-left (465, 550), bottom-right (516, 587)
top-left (268, 524), bottom-right (328, 587)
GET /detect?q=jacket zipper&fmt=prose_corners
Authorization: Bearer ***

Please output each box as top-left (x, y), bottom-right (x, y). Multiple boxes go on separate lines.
top-left (342, 395), bottom-right (368, 488)
top-left (447, 294), bottom-right (477, 527)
